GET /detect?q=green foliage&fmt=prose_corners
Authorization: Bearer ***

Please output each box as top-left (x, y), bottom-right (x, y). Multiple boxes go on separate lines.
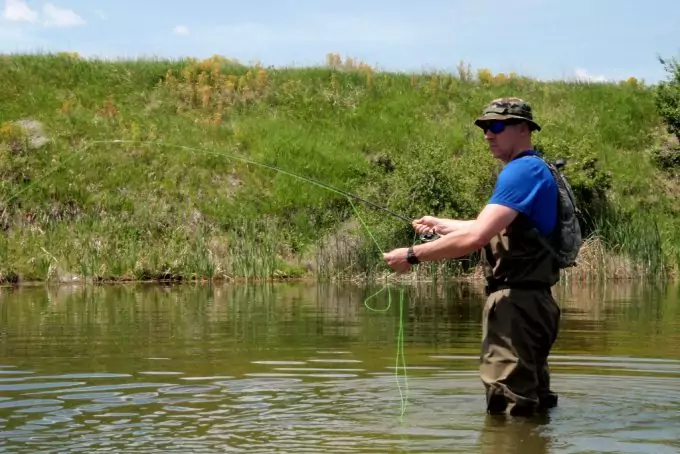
top-left (590, 205), bottom-right (666, 277)
top-left (651, 144), bottom-right (680, 171)
top-left (563, 156), bottom-right (612, 234)
top-left (386, 140), bottom-right (480, 220)
top-left (654, 56), bottom-right (680, 142)
top-left (0, 52), bottom-right (677, 282)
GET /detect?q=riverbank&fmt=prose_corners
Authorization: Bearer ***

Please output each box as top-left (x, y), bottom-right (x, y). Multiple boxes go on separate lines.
top-left (1, 53), bottom-right (679, 284)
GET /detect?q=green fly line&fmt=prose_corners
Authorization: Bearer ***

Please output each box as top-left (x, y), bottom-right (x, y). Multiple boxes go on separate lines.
top-left (1, 138), bottom-right (416, 419)
top-left (346, 196), bottom-right (410, 420)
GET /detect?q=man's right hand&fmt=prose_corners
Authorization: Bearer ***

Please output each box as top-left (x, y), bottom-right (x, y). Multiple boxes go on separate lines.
top-left (412, 216), bottom-right (445, 235)
top-left (412, 216), bottom-right (472, 236)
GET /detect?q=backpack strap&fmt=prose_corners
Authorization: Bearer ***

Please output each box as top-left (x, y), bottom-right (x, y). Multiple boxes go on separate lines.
top-left (523, 154), bottom-right (574, 267)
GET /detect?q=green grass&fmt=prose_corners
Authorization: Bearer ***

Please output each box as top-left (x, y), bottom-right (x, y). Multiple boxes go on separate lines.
top-left (0, 52), bottom-right (678, 284)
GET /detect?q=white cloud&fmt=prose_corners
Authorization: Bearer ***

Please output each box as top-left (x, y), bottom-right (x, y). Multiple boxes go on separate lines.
top-left (42, 3), bottom-right (85, 28)
top-left (2, 1), bottom-right (84, 28)
top-left (173, 25), bottom-right (190, 36)
top-left (573, 67), bottom-right (609, 83)
top-left (3, 0), bottom-right (38, 23)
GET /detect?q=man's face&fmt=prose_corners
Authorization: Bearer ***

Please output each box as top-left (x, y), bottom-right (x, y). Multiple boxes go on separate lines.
top-left (481, 120), bottom-right (525, 160)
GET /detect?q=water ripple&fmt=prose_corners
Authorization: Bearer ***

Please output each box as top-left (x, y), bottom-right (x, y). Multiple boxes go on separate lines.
top-left (0, 354), bottom-right (675, 453)
top-left (0, 281), bottom-right (678, 453)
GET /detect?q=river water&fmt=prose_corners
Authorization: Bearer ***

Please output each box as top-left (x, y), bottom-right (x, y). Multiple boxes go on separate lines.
top-left (0, 279), bottom-right (678, 453)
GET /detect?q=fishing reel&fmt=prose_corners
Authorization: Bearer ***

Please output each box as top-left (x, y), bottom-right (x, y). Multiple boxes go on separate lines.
top-left (419, 231), bottom-right (440, 243)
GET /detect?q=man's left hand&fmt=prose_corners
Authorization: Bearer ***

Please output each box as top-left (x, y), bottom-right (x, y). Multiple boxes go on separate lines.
top-left (382, 247), bottom-right (412, 273)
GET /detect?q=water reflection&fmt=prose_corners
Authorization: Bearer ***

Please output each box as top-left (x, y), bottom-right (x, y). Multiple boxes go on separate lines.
top-left (479, 414), bottom-right (555, 454)
top-left (0, 279), bottom-right (678, 453)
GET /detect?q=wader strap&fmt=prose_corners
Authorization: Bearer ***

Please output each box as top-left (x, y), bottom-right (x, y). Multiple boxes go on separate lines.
top-left (484, 244), bottom-right (496, 268)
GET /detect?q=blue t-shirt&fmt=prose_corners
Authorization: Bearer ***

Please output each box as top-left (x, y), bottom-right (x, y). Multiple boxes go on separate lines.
top-left (487, 150), bottom-right (558, 236)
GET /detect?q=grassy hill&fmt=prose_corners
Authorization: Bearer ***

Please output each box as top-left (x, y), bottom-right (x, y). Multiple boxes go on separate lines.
top-left (1, 52), bottom-right (679, 284)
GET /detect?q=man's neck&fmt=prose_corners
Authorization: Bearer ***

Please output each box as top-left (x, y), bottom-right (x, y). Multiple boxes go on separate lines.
top-left (507, 144), bottom-right (534, 162)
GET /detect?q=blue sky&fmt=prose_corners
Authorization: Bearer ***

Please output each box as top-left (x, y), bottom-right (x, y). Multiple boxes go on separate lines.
top-left (1, 0), bottom-right (679, 84)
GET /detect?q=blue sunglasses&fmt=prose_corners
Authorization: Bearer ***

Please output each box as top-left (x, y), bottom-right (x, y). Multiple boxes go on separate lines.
top-left (482, 120), bottom-right (523, 134)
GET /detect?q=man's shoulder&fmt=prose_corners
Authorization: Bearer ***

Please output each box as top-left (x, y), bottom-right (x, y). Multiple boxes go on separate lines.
top-left (490, 154), bottom-right (559, 235)
top-left (499, 155), bottom-right (555, 186)
top-left (505, 154), bottom-right (549, 171)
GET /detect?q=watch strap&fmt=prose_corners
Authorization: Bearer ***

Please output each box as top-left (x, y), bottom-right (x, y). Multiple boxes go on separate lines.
top-left (407, 246), bottom-right (420, 265)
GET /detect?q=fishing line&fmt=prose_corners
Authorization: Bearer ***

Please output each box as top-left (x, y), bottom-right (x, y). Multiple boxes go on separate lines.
top-left (347, 196), bottom-right (410, 420)
top-left (1, 139), bottom-right (402, 221)
top-left (1, 138), bottom-right (419, 419)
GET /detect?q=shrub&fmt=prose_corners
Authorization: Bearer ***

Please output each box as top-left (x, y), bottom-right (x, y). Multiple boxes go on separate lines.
top-left (654, 56), bottom-right (680, 142)
top-left (651, 143), bottom-right (680, 171)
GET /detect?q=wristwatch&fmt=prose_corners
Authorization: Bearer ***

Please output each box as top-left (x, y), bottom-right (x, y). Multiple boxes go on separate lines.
top-left (406, 246), bottom-right (420, 265)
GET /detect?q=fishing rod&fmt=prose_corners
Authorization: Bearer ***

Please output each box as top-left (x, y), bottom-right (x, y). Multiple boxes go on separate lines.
top-left (0, 139), bottom-right (439, 242)
top-left (102, 140), bottom-right (440, 242)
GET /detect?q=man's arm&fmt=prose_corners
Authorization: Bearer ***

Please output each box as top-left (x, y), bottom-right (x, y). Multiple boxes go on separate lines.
top-left (436, 219), bottom-right (476, 235)
top-left (412, 217), bottom-right (475, 235)
top-left (411, 204), bottom-right (519, 261)
top-left (382, 158), bottom-right (545, 273)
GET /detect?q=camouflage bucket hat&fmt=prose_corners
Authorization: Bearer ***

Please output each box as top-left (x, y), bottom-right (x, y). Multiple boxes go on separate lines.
top-left (474, 97), bottom-right (541, 132)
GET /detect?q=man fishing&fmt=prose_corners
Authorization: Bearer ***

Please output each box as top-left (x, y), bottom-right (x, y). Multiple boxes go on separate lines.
top-left (383, 97), bottom-right (576, 417)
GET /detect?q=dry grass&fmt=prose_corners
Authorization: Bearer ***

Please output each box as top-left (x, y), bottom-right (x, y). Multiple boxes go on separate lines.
top-left (561, 236), bottom-right (649, 281)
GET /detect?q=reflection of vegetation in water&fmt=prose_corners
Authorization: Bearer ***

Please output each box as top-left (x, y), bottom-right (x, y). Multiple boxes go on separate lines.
top-left (1, 281), bottom-right (677, 369)
top-left (553, 280), bottom-right (679, 361)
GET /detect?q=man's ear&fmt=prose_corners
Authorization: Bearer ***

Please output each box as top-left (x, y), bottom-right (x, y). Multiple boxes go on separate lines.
top-left (519, 122), bottom-right (531, 135)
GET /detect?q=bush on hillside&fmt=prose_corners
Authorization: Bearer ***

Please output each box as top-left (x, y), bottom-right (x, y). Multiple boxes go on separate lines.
top-left (654, 56), bottom-right (680, 143)
top-left (652, 145), bottom-right (680, 171)
top-left (651, 56), bottom-right (680, 172)
top-left (386, 140), bottom-right (481, 220)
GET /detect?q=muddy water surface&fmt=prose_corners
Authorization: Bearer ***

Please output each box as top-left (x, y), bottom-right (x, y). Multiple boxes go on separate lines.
top-left (0, 280), bottom-right (678, 453)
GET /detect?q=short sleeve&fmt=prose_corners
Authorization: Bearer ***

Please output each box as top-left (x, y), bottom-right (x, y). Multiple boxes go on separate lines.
top-left (487, 157), bottom-right (558, 235)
